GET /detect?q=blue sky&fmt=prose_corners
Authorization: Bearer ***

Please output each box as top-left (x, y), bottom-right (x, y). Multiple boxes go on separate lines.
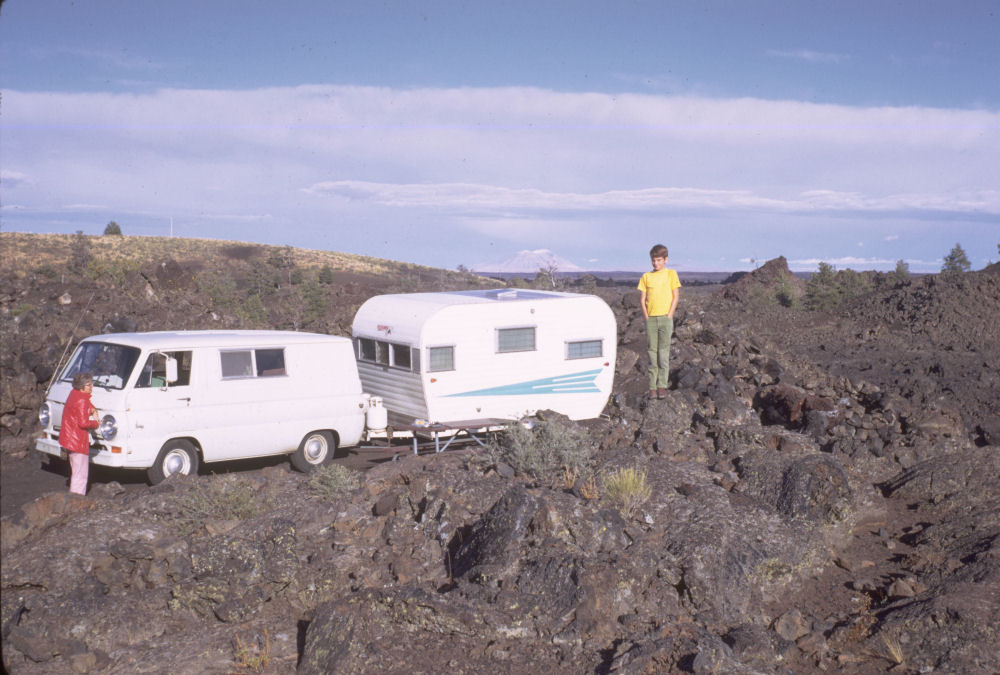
top-left (2, 0), bottom-right (998, 272)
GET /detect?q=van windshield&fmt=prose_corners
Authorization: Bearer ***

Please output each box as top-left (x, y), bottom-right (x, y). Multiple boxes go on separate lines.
top-left (60, 342), bottom-right (141, 390)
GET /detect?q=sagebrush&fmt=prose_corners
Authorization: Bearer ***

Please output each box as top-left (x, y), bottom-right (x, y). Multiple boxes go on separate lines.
top-left (489, 417), bottom-right (593, 480)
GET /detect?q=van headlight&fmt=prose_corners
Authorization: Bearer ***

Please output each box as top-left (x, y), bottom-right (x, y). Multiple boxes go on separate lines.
top-left (39, 403), bottom-right (51, 428)
top-left (98, 415), bottom-right (118, 440)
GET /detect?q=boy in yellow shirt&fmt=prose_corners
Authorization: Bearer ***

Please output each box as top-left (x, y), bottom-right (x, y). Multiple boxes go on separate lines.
top-left (637, 244), bottom-right (681, 400)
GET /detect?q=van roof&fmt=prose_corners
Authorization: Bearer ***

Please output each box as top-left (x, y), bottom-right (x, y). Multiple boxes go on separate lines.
top-left (82, 330), bottom-right (350, 350)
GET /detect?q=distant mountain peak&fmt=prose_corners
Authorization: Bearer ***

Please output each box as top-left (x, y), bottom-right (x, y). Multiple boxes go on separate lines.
top-left (472, 249), bottom-right (583, 273)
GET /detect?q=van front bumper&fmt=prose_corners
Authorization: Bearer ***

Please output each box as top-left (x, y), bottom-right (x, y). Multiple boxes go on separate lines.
top-left (35, 435), bottom-right (128, 468)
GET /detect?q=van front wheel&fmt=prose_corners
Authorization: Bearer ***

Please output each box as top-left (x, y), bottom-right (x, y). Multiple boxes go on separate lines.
top-left (148, 440), bottom-right (200, 485)
top-left (291, 431), bottom-right (334, 473)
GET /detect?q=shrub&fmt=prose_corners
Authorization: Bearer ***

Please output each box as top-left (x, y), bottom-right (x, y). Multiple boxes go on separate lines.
top-left (237, 294), bottom-right (269, 325)
top-left (489, 416), bottom-right (593, 481)
top-left (307, 464), bottom-right (361, 500)
top-left (69, 230), bottom-right (92, 274)
top-left (834, 268), bottom-right (871, 301)
top-left (775, 279), bottom-right (799, 308)
top-left (602, 465), bottom-right (652, 519)
top-left (198, 271), bottom-right (240, 315)
top-left (170, 477), bottom-right (269, 536)
top-left (318, 264), bottom-right (335, 284)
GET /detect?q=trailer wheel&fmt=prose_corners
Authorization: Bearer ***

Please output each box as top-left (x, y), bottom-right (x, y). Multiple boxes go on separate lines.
top-left (291, 431), bottom-right (335, 473)
top-left (148, 439), bottom-right (200, 485)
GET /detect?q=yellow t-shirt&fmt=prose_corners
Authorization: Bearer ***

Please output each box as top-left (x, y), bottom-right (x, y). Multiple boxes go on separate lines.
top-left (637, 268), bottom-right (681, 316)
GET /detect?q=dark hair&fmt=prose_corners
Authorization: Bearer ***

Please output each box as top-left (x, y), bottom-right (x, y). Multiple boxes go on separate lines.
top-left (649, 244), bottom-right (669, 258)
top-left (72, 372), bottom-right (93, 390)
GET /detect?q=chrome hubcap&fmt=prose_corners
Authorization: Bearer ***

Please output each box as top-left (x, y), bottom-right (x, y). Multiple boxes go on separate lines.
top-left (164, 451), bottom-right (188, 475)
top-left (305, 437), bottom-right (326, 461)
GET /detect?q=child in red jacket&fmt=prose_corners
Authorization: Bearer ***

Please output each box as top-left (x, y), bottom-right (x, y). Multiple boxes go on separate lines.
top-left (59, 373), bottom-right (99, 495)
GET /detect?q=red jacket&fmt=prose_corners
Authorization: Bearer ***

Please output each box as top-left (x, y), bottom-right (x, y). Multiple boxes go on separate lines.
top-left (59, 388), bottom-right (99, 455)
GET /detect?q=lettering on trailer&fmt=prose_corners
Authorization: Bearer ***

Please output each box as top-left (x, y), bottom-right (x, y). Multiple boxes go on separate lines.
top-left (377, 325), bottom-right (392, 334)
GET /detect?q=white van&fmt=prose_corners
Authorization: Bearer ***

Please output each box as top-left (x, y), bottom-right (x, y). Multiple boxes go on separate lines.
top-left (351, 289), bottom-right (617, 425)
top-left (35, 331), bottom-right (367, 483)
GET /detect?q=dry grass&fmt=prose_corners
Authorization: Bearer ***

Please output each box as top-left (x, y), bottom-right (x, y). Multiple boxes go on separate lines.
top-left (602, 465), bottom-right (652, 519)
top-left (233, 629), bottom-right (271, 672)
top-left (0, 231), bottom-right (448, 277)
top-left (880, 631), bottom-right (904, 665)
top-left (561, 465), bottom-right (599, 500)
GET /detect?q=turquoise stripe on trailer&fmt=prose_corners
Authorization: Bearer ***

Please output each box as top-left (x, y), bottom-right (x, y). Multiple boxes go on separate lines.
top-left (446, 368), bottom-right (603, 397)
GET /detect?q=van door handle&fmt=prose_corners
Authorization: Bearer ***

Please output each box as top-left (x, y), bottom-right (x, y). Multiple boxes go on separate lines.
top-left (177, 397), bottom-right (191, 403)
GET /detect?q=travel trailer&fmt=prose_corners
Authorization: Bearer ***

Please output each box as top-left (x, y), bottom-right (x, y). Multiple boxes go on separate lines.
top-left (351, 289), bottom-right (617, 426)
top-left (35, 331), bottom-right (368, 483)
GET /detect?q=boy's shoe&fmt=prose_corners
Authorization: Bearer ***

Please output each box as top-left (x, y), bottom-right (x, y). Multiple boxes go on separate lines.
top-left (657, 388), bottom-right (667, 399)
top-left (649, 390), bottom-right (659, 401)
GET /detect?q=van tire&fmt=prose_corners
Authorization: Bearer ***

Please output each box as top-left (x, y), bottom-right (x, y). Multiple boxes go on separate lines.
top-left (148, 440), bottom-right (200, 485)
top-left (291, 431), bottom-right (335, 473)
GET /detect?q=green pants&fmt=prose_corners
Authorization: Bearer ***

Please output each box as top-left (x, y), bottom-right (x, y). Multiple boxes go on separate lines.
top-left (646, 315), bottom-right (673, 390)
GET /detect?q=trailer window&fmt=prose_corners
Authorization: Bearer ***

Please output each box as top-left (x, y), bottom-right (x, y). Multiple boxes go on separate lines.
top-left (375, 341), bottom-right (390, 365)
top-left (358, 338), bottom-right (376, 362)
top-left (391, 343), bottom-right (411, 370)
top-left (358, 338), bottom-right (414, 371)
top-left (497, 327), bottom-right (535, 353)
top-left (428, 346), bottom-right (454, 372)
top-left (567, 340), bottom-right (603, 360)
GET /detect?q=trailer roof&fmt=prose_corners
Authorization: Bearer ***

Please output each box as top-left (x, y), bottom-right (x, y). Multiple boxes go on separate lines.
top-left (380, 288), bottom-right (588, 306)
top-left (80, 330), bottom-right (350, 350)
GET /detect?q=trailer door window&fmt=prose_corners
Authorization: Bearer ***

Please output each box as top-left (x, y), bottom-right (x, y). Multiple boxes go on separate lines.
top-left (428, 346), bottom-right (454, 372)
top-left (567, 340), bottom-right (603, 360)
top-left (497, 327), bottom-right (535, 353)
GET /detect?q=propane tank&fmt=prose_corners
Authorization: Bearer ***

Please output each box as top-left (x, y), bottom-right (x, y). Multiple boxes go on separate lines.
top-left (365, 395), bottom-right (388, 432)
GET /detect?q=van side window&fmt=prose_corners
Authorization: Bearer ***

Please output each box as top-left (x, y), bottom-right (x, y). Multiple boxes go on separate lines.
top-left (497, 327), bottom-right (536, 353)
top-left (136, 351), bottom-right (193, 387)
top-left (256, 349), bottom-right (286, 376)
top-left (220, 350), bottom-right (254, 378)
top-left (357, 337), bottom-right (414, 371)
top-left (567, 340), bottom-right (603, 360)
top-left (220, 349), bottom-right (286, 379)
top-left (428, 346), bottom-right (454, 372)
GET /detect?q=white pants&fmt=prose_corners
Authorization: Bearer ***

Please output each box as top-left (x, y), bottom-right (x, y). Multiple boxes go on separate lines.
top-left (68, 452), bottom-right (89, 495)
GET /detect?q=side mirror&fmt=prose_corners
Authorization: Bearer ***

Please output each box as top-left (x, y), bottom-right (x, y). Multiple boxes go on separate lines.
top-left (165, 356), bottom-right (179, 384)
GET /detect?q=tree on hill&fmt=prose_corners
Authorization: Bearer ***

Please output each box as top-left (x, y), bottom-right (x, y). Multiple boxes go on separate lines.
top-left (804, 262), bottom-right (841, 310)
top-left (891, 259), bottom-right (910, 286)
top-left (941, 243), bottom-right (970, 274)
top-left (103, 221), bottom-right (122, 236)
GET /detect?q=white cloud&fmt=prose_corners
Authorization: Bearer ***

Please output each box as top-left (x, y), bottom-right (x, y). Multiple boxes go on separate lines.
top-left (3, 85), bottom-right (998, 269)
top-left (767, 49), bottom-right (850, 64)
